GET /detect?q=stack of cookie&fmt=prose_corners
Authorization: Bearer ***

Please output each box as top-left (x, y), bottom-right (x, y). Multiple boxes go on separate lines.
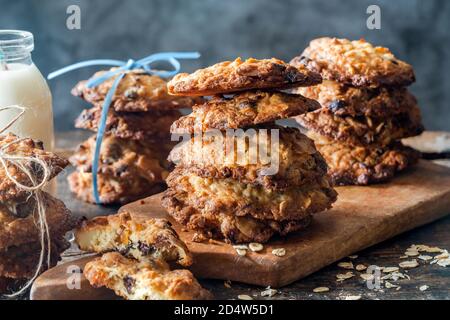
top-left (69, 69), bottom-right (200, 204)
top-left (0, 134), bottom-right (77, 294)
top-left (292, 38), bottom-right (424, 185)
top-left (162, 58), bottom-right (338, 244)
top-left (76, 212), bottom-right (212, 300)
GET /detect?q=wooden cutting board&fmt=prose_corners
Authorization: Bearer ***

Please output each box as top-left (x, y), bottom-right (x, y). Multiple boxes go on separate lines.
top-left (31, 160), bottom-right (450, 299)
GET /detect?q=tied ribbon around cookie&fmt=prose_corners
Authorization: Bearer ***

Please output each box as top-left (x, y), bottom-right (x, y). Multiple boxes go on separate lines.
top-left (48, 52), bottom-right (201, 204)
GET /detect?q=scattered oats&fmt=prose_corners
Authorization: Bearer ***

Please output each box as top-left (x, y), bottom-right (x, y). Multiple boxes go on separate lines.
top-left (235, 248), bottom-right (247, 256)
top-left (356, 264), bottom-right (367, 271)
top-left (437, 258), bottom-right (450, 267)
top-left (430, 259), bottom-right (438, 265)
top-left (415, 245), bottom-right (443, 253)
top-left (382, 271), bottom-right (408, 281)
top-left (405, 250), bottom-right (420, 257)
top-left (385, 281), bottom-right (399, 289)
top-left (238, 294), bottom-right (253, 300)
top-left (419, 285), bottom-right (429, 291)
top-left (313, 287), bottom-right (329, 293)
top-left (434, 251), bottom-right (449, 260)
top-left (336, 272), bottom-right (355, 282)
top-left (224, 280), bottom-right (232, 288)
top-left (261, 287), bottom-right (278, 297)
top-left (344, 295), bottom-right (361, 300)
top-left (399, 259), bottom-right (419, 269)
top-left (400, 255), bottom-right (408, 259)
top-left (360, 273), bottom-right (374, 281)
top-left (382, 267), bottom-right (400, 273)
top-left (396, 286), bottom-right (401, 291)
top-left (272, 248), bottom-right (286, 257)
top-left (418, 255), bottom-right (433, 261)
top-left (348, 255), bottom-right (358, 259)
top-left (233, 244), bottom-right (249, 250)
top-left (249, 242), bottom-right (264, 252)
top-left (337, 261), bottom-right (354, 269)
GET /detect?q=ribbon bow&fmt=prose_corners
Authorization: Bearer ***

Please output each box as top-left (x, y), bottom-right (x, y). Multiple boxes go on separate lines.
top-left (48, 52), bottom-right (200, 204)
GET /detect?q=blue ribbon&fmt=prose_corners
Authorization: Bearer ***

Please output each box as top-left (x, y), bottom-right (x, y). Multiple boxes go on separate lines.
top-left (48, 52), bottom-right (200, 204)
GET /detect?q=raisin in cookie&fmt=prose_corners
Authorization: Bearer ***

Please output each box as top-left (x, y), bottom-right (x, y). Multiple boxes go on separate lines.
top-left (168, 57), bottom-right (322, 96)
top-left (168, 126), bottom-right (327, 190)
top-left (72, 69), bottom-right (202, 112)
top-left (84, 252), bottom-right (212, 300)
top-left (75, 212), bottom-right (192, 266)
top-left (291, 80), bottom-right (418, 117)
top-left (170, 90), bottom-right (320, 133)
top-left (291, 37), bottom-right (415, 88)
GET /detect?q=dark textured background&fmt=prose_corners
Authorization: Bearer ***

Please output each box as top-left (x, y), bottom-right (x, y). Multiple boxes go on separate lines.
top-left (1, 0), bottom-right (449, 131)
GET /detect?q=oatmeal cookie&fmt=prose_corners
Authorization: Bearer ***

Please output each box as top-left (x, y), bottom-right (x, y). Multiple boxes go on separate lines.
top-left (72, 69), bottom-right (202, 112)
top-left (170, 90), bottom-right (320, 133)
top-left (75, 106), bottom-right (181, 140)
top-left (291, 80), bottom-right (418, 117)
top-left (0, 192), bottom-right (76, 250)
top-left (291, 37), bottom-right (415, 88)
top-left (68, 171), bottom-right (166, 205)
top-left (84, 252), bottom-right (212, 300)
top-left (0, 134), bottom-right (68, 205)
top-left (163, 167), bottom-right (337, 222)
top-left (310, 132), bottom-right (421, 185)
top-left (0, 237), bottom-right (69, 279)
top-left (163, 188), bottom-right (312, 243)
top-left (75, 212), bottom-right (192, 266)
top-left (296, 105), bottom-right (424, 147)
top-left (168, 57), bottom-right (322, 96)
top-left (169, 126), bottom-right (327, 190)
top-left (70, 134), bottom-right (172, 185)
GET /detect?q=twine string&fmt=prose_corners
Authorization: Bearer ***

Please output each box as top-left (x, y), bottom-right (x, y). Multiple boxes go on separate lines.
top-left (0, 105), bottom-right (53, 298)
top-left (48, 52), bottom-right (201, 203)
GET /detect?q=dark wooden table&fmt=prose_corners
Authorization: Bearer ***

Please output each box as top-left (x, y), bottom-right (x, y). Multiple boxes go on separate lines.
top-left (52, 131), bottom-right (450, 300)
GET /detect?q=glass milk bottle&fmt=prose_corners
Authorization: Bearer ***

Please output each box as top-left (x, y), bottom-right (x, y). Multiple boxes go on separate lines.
top-left (0, 30), bottom-right (54, 151)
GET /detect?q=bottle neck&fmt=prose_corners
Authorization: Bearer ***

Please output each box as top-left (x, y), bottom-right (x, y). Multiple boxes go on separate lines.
top-left (0, 30), bottom-right (34, 69)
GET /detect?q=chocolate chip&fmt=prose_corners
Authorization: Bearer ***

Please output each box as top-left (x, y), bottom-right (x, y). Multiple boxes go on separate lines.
top-left (124, 88), bottom-right (139, 99)
top-left (328, 100), bottom-right (347, 112)
top-left (123, 276), bottom-right (135, 294)
top-left (138, 241), bottom-right (156, 255)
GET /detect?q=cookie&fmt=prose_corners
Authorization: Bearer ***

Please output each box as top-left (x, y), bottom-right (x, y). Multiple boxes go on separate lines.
top-left (168, 57), bottom-right (322, 96)
top-left (309, 132), bottom-right (421, 185)
top-left (0, 133), bottom-right (69, 205)
top-left (169, 126), bottom-right (327, 190)
top-left (84, 252), bottom-right (212, 300)
top-left (291, 37), bottom-right (415, 88)
top-left (0, 192), bottom-right (77, 250)
top-left (0, 237), bottom-right (69, 279)
top-left (163, 188), bottom-right (312, 243)
top-left (75, 106), bottom-right (181, 140)
top-left (75, 212), bottom-right (192, 266)
top-left (296, 105), bottom-right (424, 147)
top-left (170, 91), bottom-right (320, 133)
top-left (70, 134), bottom-right (172, 185)
top-left (291, 80), bottom-right (418, 117)
top-left (163, 167), bottom-right (337, 222)
top-left (68, 171), bottom-right (166, 205)
top-left (72, 69), bottom-right (202, 112)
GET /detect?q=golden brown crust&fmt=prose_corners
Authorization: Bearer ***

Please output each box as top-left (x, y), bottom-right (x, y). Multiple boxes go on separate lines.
top-left (75, 212), bottom-right (192, 266)
top-left (168, 126), bottom-right (327, 190)
top-left (68, 171), bottom-right (166, 205)
top-left (291, 80), bottom-right (418, 117)
top-left (72, 69), bottom-right (202, 112)
top-left (0, 237), bottom-right (69, 279)
top-left (0, 192), bottom-right (77, 250)
top-left (163, 167), bottom-right (337, 222)
top-left (162, 188), bottom-right (312, 243)
top-left (296, 105), bottom-right (424, 147)
top-left (291, 37), bottom-right (415, 88)
top-left (75, 106), bottom-right (181, 140)
top-left (170, 91), bottom-right (320, 133)
top-left (0, 134), bottom-right (69, 204)
top-left (70, 134), bottom-right (172, 185)
top-left (168, 57), bottom-right (322, 96)
top-left (309, 132), bottom-right (421, 185)
top-left (84, 252), bottom-right (212, 300)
